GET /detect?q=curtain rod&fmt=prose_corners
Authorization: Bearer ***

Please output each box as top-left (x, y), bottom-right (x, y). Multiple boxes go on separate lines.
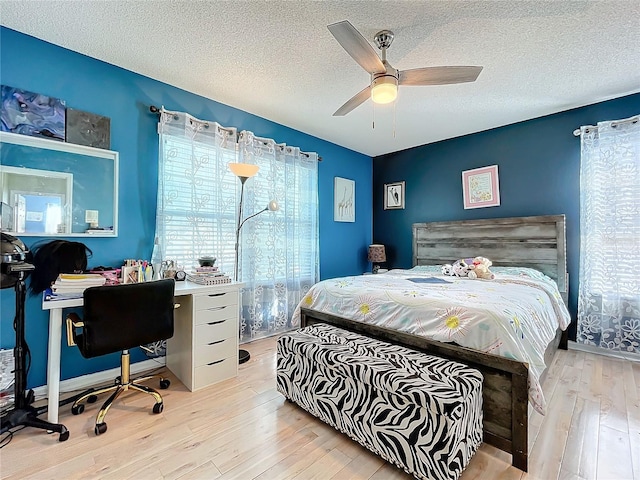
top-left (149, 105), bottom-right (322, 161)
top-left (149, 105), bottom-right (235, 134)
top-left (573, 114), bottom-right (639, 136)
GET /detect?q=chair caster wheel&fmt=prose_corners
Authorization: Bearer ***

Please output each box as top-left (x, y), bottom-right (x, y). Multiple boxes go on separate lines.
top-left (159, 379), bottom-right (170, 389)
top-left (95, 423), bottom-right (107, 435)
top-left (71, 404), bottom-right (85, 415)
top-left (59, 427), bottom-right (70, 442)
top-left (153, 403), bottom-right (164, 414)
top-left (87, 395), bottom-right (98, 404)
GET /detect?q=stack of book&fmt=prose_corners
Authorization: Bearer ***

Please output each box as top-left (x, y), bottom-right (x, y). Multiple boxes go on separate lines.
top-left (194, 266), bottom-right (219, 273)
top-left (51, 273), bottom-right (106, 294)
top-left (186, 269), bottom-right (231, 285)
top-left (44, 273), bottom-right (107, 301)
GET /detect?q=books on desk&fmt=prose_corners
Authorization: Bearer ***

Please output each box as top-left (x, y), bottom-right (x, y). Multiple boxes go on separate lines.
top-left (56, 273), bottom-right (106, 284)
top-left (194, 266), bottom-right (219, 273)
top-left (186, 271), bottom-right (231, 285)
top-left (44, 288), bottom-right (84, 301)
top-left (49, 273), bottom-right (106, 295)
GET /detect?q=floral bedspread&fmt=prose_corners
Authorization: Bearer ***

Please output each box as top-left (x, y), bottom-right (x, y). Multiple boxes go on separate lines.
top-left (292, 266), bottom-right (570, 415)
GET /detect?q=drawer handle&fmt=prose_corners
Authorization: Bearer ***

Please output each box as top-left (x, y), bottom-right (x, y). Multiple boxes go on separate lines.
top-left (208, 339), bottom-right (225, 346)
top-left (208, 293), bottom-right (226, 298)
top-left (207, 359), bottom-right (225, 366)
top-left (207, 306), bottom-right (227, 312)
top-left (207, 320), bottom-right (227, 325)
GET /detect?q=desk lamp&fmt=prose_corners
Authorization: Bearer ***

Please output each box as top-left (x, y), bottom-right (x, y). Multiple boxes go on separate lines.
top-left (229, 162), bottom-right (279, 364)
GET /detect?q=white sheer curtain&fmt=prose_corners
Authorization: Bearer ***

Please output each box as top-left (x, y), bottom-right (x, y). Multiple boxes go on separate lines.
top-left (236, 131), bottom-right (319, 342)
top-left (156, 110), bottom-right (238, 273)
top-left (577, 115), bottom-right (640, 354)
top-left (156, 111), bottom-right (319, 343)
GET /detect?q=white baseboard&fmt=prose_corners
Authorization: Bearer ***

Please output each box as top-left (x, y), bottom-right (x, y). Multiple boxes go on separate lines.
top-left (568, 340), bottom-right (640, 363)
top-left (32, 357), bottom-right (166, 401)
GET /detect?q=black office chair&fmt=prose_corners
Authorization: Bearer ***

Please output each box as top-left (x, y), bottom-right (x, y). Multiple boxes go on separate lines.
top-left (65, 278), bottom-right (176, 435)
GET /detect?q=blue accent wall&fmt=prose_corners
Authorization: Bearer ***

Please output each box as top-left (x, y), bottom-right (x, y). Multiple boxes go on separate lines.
top-left (373, 92), bottom-right (640, 340)
top-left (0, 27), bottom-right (372, 388)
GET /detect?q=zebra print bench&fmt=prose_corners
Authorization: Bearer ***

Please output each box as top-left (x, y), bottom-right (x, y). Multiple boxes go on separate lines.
top-left (277, 324), bottom-right (483, 480)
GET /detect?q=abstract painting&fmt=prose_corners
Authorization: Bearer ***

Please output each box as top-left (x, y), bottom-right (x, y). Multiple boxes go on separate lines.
top-left (66, 108), bottom-right (111, 149)
top-left (1, 85), bottom-right (66, 141)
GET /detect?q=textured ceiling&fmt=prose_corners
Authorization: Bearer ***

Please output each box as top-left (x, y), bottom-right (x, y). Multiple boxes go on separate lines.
top-left (1, 1), bottom-right (639, 157)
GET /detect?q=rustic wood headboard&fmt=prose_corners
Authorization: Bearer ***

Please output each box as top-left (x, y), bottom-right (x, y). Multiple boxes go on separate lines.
top-left (412, 215), bottom-right (567, 297)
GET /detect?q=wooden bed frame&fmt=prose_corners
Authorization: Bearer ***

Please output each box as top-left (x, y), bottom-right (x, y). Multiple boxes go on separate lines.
top-left (300, 215), bottom-right (569, 472)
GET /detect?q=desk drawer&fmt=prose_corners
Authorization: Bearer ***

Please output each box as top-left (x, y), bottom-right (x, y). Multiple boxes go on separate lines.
top-left (195, 320), bottom-right (236, 347)
top-left (194, 335), bottom-right (236, 367)
top-left (194, 357), bottom-right (236, 390)
top-left (194, 291), bottom-right (236, 311)
top-left (195, 303), bottom-right (237, 326)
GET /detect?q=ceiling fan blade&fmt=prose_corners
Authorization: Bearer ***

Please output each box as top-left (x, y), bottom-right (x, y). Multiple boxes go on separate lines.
top-left (328, 21), bottom-right (386, 75)
top-left (333, 86), bottom-right (371, 116)
top-left (399, 66), bottom-right (483, 86)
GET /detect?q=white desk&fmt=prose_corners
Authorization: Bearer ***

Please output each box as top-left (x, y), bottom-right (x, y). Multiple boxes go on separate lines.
top-left (42, 280), bottom-right (242, 424)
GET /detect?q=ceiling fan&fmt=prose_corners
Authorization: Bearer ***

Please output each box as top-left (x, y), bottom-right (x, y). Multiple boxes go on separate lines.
top-left (328, 20), bottom-right (483, 116)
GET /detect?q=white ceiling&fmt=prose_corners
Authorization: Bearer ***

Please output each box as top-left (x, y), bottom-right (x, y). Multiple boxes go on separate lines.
top-left (2, 1), bottom-right (639, 157)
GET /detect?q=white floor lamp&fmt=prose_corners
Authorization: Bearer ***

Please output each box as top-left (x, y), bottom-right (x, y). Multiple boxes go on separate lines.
top-left (229, 162), bottom-right (279, 364)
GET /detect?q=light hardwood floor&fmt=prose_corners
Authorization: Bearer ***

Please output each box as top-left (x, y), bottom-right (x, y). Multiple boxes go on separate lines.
top-left (1, 337), bottom-right (638, 480)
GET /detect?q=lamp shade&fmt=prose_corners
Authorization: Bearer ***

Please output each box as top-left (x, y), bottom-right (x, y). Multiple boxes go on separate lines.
top-left (371, 75), bottom-right (398, 104)
top-left (229, 163), bottom-right (259, 178)
top-left (367, 244), bottom-right (386, 263)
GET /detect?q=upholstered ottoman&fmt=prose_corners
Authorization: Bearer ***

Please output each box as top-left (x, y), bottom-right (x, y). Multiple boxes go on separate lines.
top-left (277, 324), bottom-right (483, 480)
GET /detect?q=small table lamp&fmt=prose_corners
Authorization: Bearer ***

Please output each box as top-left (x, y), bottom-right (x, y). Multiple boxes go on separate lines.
top-left (368, 244), bottom-right (386, 273)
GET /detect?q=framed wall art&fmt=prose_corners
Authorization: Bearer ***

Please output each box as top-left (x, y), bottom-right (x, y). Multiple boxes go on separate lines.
top-left (334, 177), bottom-right (355, 222)
top-left (462, 165), bottom-right (500, 209)
top-left (66, 108), bottom-right (111, 149)
top-left (1, 85), bottom-right (66, 141)
top-left (384, 181), bottom-right (405, 210)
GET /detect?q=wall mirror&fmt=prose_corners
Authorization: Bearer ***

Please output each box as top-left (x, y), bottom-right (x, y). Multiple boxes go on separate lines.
top-left (0, 131), bottom-right (118, 237)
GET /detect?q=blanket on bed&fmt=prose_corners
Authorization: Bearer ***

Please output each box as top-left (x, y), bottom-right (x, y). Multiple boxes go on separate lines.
top-left (292, 266), bottom-right (570, 415)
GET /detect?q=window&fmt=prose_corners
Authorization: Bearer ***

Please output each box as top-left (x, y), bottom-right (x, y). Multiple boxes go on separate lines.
top-left (577, 116), bottom-right (640, 354)
top-left (158, 134), bottom-right (237, 272)
top-left (156, 111), bottom-right (319, 343)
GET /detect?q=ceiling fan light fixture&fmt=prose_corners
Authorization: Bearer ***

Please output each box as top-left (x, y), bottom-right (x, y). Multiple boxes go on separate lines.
top-left (328, 21), bottom-right (482, 116)
top-left (371, 75), bottom-right (398, 104)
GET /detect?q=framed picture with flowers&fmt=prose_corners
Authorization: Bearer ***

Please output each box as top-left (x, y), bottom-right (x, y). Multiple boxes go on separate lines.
top-left (462, 165), bottom-right (500, 209)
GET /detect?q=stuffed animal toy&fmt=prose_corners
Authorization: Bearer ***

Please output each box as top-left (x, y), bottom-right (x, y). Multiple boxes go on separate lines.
top-left (468, 256), bottom-right (495, 280)
top-left (452, 258), bottom-right (472, 277)
top-left (441, 264), bottom-right (453, 276)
